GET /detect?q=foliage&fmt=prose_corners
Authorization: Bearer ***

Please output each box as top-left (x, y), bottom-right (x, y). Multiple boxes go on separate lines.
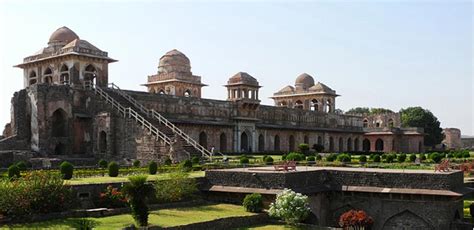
top-left (98, 159), bottom-right (108, 169)
top-left (240, 156), bottom-right (250, 164)
top-left (409, 154), bottom-right (417, 162)
top-left (286, 152), bottom-right (305, 161)
top-left (164, 157), bottom-right (172, 166)
top-left (70, 219), bottom-right (98, 230)
top-left (133, 160), bottom-right (141, 168)
top-left (59, 161), bottom-right (74, 180)
top-left (264, 156), bottom-right (274, 165)
top-left (337, 154), bottom-right (351, 163)
top-left (155, 171), bottom-right (197, 203)
top-left (385, 154), bottom-right (396, 163)
top-left (312, 144), bottom-right (324, 153)
top-left (326, 154), bottom-right (337, 162)
top-left (0, 171), bottom-right (72, 217)
top-left (8, 165), bottom-right (20, 180)
top-left (298, 144), bottom-right (310, 155)
top-left (316, 154), bottom-right (322, 161)
top-left (148, 162), bottom-right (158, 175)
top-left (345, 107), bottom-right (393, 115)
top-left (180, 160), bottom-right (193, 171)
top-left (339, 210), bottom-right (374, 228)
top-left (281, 154), bottom-right (287, 161)
top-left (373, 155), bottom-right (381, 163)
top-left (242, 193), bottom-right (263, 213)
top-left (16, 161), bottom-right (28, 171)
top-left (359, 155), bottom-right (367, 163)
top-left (397, 154), bottom-right (407, 163)
top-left (306, 156), bottom-right (315, 162)
top-left (191, 156), bottom-right (200, 165)
top-left (268, 189), bottom-right (311, 224)
top-left (108, 162), bottom-right (119, 177)
top-left (430, 152), bottom-right (443, 163)
top-left (420, 154), bottom-right (427, 161)
top-left (98, 185), bottom-right (127, 208)
top-left (470, 203), bottom-right (474, 219)
top-left (121, 175), bottom-right (155, 227)
top-left (400, 106), bottom-right (444, 147)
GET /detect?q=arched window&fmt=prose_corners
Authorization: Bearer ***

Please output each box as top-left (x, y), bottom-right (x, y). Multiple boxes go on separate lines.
top-left (317, 136), bottom-right (323, 145)
top-left (363, 119), bottom-right (369, 128)
top-left (43, 67), bottom-right (53, 84)
top-left (375, 138), bottom-right (384, 152)
top-left (51, 109), bottom-right (68, 137)
top-left (159, 90), bottom-right (165, 94)
top-left (274, 135), bottom-right (280, 151)
top-left (199, 132), bottom-right (207, 149)
top-left (278, 101), bottom-right (288, 107)
top-left (99, 131), bottom-right (107, 153)
top-left (376, 122), bottom-right (381, 128)
top-left (338, 137), bottom-right (344, 152)
top-left (354, 138), bottom-right (359, 151)
top-left (388, 119), bottom-right (394, 128)
top-left (289, 135), bottom-right (295, 152)
top-left (241, 132), bottom-right (249, 152)
top-left (363, 139), bottom-right (371, 152)
top-left (329, 137), bottom-right (335, 152)
top-left (184, 89), bottom-right (191, 97)
top-left (347, 138), bottom-right (352, 151)
top-left (418, 141), bottom-right (423, 153)
top-left (258, 134), bottom-right (265, 152)
top-left (294, 100), bottom-right (303, 109)
top-left (29, 71), bottom-right (37, 86)
top-left (311, 99), bottom-right (319, 111)
top-left (60, 64), bottom-right (69, 85)
top-left (326, 99), bottom-right (332, 113)
top-left (219, 133), bottom-right (227, 152)
top-left (304, 135), bottom-right (309, 144)
top-left (84, 64), bottom-right (97, 85)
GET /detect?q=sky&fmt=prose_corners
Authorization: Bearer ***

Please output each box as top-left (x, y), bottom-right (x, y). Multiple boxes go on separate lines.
top-left (0, 0), bottom-right (472, 135)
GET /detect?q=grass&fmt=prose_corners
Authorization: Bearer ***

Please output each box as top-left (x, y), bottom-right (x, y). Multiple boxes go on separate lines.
top-left (2, 203), bottom-right (254, 229)
top-left (64, 171), bottom-right (205, 185)
top-left (464, 199), bottom-right (474, 218)
top-left (237, 224), bottom-right (321, 230)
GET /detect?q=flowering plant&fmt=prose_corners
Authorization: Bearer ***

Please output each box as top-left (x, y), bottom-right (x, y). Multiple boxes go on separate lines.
top-left (98, 185), bottom-right (127, 208)
top-left (268, 188), bottom-right (311, 224)
top-left (339, 209), bottom-right (374, 229)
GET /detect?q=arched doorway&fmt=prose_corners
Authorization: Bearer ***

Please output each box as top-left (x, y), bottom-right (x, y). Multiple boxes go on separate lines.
top-left (55, 143), bottom-right (66, 155)
top-left (311, 99), bottom-right (319, 111)
top-left (84, 64), bottom-right (97, 86)
top-left (354, 138), bottom-right (359, 151)
top-left (304, 135), bottom-right (309, 144)
top-left (258, 134), bottom-right (265, 152)
top-left (52, 109), bottom-right (67, 137)
top-left (99, 131), bottom-right (107, 153)
top-left (241, 132), bottom-right (249, 152)
top-left (317, 136), bottom-right (323, 145)
top-left (274, 135), bottom-right (280, 151)
top-left (60, 64), bottom-right (70, 84)
top-left (363, 139), bottom-right (371, 152)
top-left (375, 138), bottom-right (384, 152)
top-left (329, 137), bottom-right (335, 152)
top-left (347, 138), bottom-right (352, 151)
top-left (199, 132), bottom-right (207, 149)
top-left (43, 67), bottom-right (53, 84)
top-left (294, 100), bottom-right (303, 109)
top-left (29, 71), bottom-right (37, 86)
top-left (219, 133), bottom-right (227, 152)
top-left (289, 135), bottom-right (295, 152)
top-left (363, 119), bottom-right (369, 128)
top-left (338, 137), bottom-right (344, 152)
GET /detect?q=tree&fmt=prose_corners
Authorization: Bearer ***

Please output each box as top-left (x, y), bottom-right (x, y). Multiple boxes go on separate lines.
top-left (346, 107), bottom-right (394, 115)
top-left (400, 107), bottom-right (444, 147)
top-left (122, 175), bottom-right (155, 227)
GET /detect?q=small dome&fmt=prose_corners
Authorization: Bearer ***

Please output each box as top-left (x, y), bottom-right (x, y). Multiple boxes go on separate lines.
top-left (158, 49), bottom-right (191, 74)
top-left (227, 72), bottom-right (259, 86)
top-left (295, 73), bottom-right (315, 89)
top-left (48, 26), bottom-right (79, 45)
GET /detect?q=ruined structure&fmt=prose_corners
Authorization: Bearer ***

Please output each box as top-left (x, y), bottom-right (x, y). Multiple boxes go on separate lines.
top-left (442, 128), bottom-right (462, 150)
top-left (0, 27), bottom-right (425, 166)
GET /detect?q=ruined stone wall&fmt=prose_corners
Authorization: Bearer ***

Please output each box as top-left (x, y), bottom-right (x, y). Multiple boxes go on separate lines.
top-left (443, 128), bottom-right (462, 150)
top-left (363, 113), bottom-right (401, 128)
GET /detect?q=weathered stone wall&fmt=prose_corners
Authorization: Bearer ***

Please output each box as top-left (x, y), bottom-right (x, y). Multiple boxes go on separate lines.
top-left (462, 137), bottom-right (474, 150)
top-left (443, 128), bottom-right (462, 150)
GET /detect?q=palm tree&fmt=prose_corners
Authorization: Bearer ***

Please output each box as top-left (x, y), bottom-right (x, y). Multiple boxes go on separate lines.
top-left (121, 175), bottom-right (155, 227)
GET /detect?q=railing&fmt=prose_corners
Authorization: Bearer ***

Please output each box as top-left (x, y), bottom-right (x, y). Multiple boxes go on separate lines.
top-left (90, 83), bottom-right (171, 146)
top-left (107, 83), bottom-right (221, 159)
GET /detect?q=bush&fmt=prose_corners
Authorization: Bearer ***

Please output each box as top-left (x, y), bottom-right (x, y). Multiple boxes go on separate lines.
top-left (339, 210), bottom-right (374, 228)
top-left (60, 161), bottom-right (74, 180)
top-left (243, 193), bottom-right (263, 213)
top-left (7, 165), bottom-right (20, 179)
top-left (240, 156), bottom-right (250, 164)
top-left (264, 156), bottom-right (274, 165)
top-left (447, 153), bottom-right (455, 158)
top-left (409, 154), bottom-right (417, 162)
top-left (191, 156), bottom-right (200, 165)
top-left (269, 189), bottom-right (311, 224)
top-left (420, 154), bottom-right (427, 161)
top-left (155, 171), bottom-right (197, 202)
top-left (281, 154), bottom-right (287, 161)
top-left (98, 159), bottom-right (108, 169)
top-left (385, 154), bottom-right (396, 163)
top-left (298, 144), bottom-right (310, 155)
top-left (430, 152), bottom-right (443, 163)
top-left (463, 151), bottom-right (471, 158)
top-left (122, 175), bottom-right (155, 227)
top-left (133, 160), bottom-right (141, 168)
top-left (373, 155), bottom-right (381, 163)
top-left (337, 154), bottom-right (351, 163)
top-left (108, 162), bottom-right (119, 177)
top-left (181, 160), bottom-right (193, 171)
top-left (316, 154), bottom-right (322, 161)
top-left (164, 157), bottom-right (172, 166)
top-left (286, 152), bottom-right (305, 161)
top-left (306, 156), bottom-right (315, 162)
top-left (16, 161), bottom-right (27, 171)
top-left (397, 154), bottom-right (407, 163)
top-left (97, 185), bottom-right (126, 208)
top-left (312, 144), bottom-right (324, 153)
top-left (148, 161), bottom-right (158, 175)
top-left (359, 155), bottom-right (367, 163)
top-left (326, 154), bottom-right (337, 162)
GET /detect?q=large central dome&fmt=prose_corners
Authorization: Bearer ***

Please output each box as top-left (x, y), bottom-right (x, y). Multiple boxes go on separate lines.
top-left (295, 73), bottom-right (315, 90)
top-left (158, 49), bottom-right (191, 74)
top-left (48, 26), bottom-right (79, 45)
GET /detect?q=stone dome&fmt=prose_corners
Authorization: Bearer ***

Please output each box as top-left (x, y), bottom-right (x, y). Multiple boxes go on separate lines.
top-left (48, 26), bottom-right (79, 45)
top-left (295, 73), bottom-right (315, 89)
top-left (227, 72), bottom-right (259, 86)
top-left (158, 49), bottom-right (191, 74)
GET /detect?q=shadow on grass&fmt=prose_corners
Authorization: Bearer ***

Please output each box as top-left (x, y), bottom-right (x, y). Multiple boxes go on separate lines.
top-left (5, 218), bottom-right (99, 229)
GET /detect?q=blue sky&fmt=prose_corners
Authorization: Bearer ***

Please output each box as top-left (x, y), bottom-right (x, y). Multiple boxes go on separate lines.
top-left (0, 0), bottom-right (472, 135)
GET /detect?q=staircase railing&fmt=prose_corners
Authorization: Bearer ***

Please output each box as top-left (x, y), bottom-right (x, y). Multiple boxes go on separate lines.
top-left (107, 83), bottom-right (221, 159)
top-left (89, 83), bottom-right (171, 146)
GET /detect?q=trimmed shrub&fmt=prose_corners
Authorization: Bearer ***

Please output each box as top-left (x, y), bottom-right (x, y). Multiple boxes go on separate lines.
top-left (385, 154), bottom-right (396, 163)
top-left (264, 156), bottom-right (274, 165)
top-left (60, 161), bottom-right (74, 180)
top-left (148, 161), bottom-right (158, 175)
top-left (326, 154), bottom-right (337, 162)
top-left (7, 165), bottom-right (20, 179)
top-left (306, 156), bottom-right (315, 162)
top-left (337, 154), bottom-right (351, 163)
top-left (281, 154), bottom-right (287, 161)
top-left (181, 160), bottom-right (193, 171)
top-left (430, 152), bottom-right (443, 163)
top-left (359, 155), bottom-right (367, 163)
top-left (269, 189), bottom-right (310, 224)
top-left (455, 152), bottom-right (463, 159)
top-left (312, 144), bottom-right (324, 153)
top-left (15, 161), bottom-right (27, 171)
top-left (155, 171), bottom-right (197, 202)
top-left (164, 158), bottom-right (172, 166)
top-left (243, 193), bottom-right (263, 213)
top-left (191, 156), bottom-right (200, 165)
top-left (373, 155), bottom-right (381, 163)
top-left (286, 152), bottom-right (305, 161)
top-left (409, 154), bottom-right (417, 162)
top-left (420, 154), bottom-right (427, 161)
top-left (397, 154), bottom-right (407, 163)
top-left (133, 160), bottom-right (141, 168)
top-left (316, 154), bottom-right (322, 161)
top-left (463, 151), bottom-right (471, 158)
top-left (240, 156), bottom-right (250, 164)
top-left (298, 144), bottom-right (310, 155)
top-left (108, 162), bottom-right (119, 177)
top-left (447, 153), bottom-right (455, 158)
top-left (98, 159), bottom-right (108, 169)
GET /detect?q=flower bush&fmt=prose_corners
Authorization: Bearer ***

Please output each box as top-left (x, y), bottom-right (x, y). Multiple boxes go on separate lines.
top-left (98, 185), bottom-right (127, 208)
top-left (339, 209), bottom-right (374, 229)
top-left (155, 171), bottom-right (197, 202)
top-left (268, 188), bottom-right (311, 224)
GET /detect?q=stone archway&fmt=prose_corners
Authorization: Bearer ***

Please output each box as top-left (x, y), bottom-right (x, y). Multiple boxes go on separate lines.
top-left (376, 138), bottom-right (384, 152)
top-left (219, 133), bottom-right (227, 152)
top-left (258, 134), bottom-right (265, 152)
top-left (382, 210), bottom-right (433, 230)
top-left (241, 132), bottom-right (249, 152)
top-left (363, 139), bottom-right (371, 152)
top-left (52, 109), bottom-right (68, 137)
top-left (99, 131), bottom-right (107, 153)
top-left (274, 135), bottom-right (280, 151)
top-left (199, 132), bottom-right (207, 149)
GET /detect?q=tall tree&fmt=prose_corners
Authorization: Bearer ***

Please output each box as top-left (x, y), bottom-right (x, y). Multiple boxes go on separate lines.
top-left (400, 107), bottom-right (444, 147)
top-left (346, 107), bottom-right (393, 115)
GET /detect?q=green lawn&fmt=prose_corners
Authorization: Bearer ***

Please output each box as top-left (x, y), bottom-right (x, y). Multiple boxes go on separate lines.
top-left (2, 203), bottom-right (254, 229)
top-left (237, 224), bottom-right (321, 230)
top-left (64, 171), bottom-right (205, 185)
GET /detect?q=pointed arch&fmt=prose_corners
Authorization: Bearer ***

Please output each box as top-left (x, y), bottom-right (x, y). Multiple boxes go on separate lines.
top-left (29, 70), bottom-right (37, 86)
top-left (311, 99), bottom-right (319, 111)
top-left (354, 138), bottom-right (360, 151)
top-left (241, 132), bottom-right (249, 152)
top-left (289, 135), bottom-right (295, 152)
top-left (304, 135), bottom-right (309, 144)
top-left (99, 131), bottom-right (107, 153)
top-left (51, 108), bottom-right (68, 137)
top-left (199, 131), bottom-right (207, 149)
top-left (43, 67), bottom-right (53, 84)
top-left (294, 100), bottom-right (303, 109)
top-left (363, 139), bottom-right (371, 152)
top-left (258, 134), bottom-right (265, 152)
top-left (329, 137), bottom-right (335, 152)
top-left (382, 210), bottom-right (433, 230)
top-left (60, 64), bottom-right (70, 85)
top-left (375, 138), bottom-right (384, 152)
top-left (347, 137), bottom-right (352, 151)
top-left (338, 137), bottom-right (344, 152)
top-left (84, 64), bottom-right (97, 85)
top-left (219, 133), bottom-right (227, 152)
top-left (274, 135), bottom-right (280, 151)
